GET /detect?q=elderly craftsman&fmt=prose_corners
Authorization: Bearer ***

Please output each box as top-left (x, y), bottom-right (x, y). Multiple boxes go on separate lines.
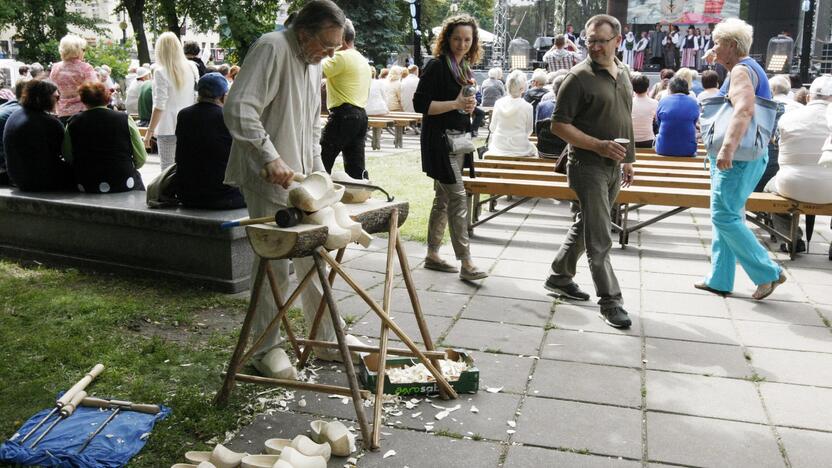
top-left (223, 0), bottom-right (361, 370)
top-left (544, 14), bottom-right (635, 329)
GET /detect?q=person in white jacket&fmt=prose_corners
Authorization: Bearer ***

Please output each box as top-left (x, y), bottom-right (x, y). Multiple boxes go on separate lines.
top-left (487, 69), bottom-right (537, 157)
top-left (364, 67), bottom-right (390, 116)
top-left (765, 75), bottom-right (832, 252)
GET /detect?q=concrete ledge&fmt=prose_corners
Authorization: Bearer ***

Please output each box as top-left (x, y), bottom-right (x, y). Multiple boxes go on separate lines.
top-left (0, 188), bottom-right (253, 292)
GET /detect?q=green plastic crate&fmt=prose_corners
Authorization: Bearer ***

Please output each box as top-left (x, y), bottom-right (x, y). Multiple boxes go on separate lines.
top-left (358, 349), bottom-right (479, 396)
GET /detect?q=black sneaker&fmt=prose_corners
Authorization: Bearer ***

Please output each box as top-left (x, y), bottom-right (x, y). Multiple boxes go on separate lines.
top-left (599, 307), bottom-right (631, 329)
top-left (544, 277), bottom-right (590, 301)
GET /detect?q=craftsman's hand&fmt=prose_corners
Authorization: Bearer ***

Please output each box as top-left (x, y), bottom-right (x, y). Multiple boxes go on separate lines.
top-left (716, 150), bottom-right (733, 171)
top-left (456, 85), bottom-right (476, 114)
top-left (263, 158), bottom-right (295, 188)
top-left (142, 128), bottom-right (153, 149)
top-left (595, 140), bottom-right (626, 162)
top-left (621, 163), bottom-right (635, 187)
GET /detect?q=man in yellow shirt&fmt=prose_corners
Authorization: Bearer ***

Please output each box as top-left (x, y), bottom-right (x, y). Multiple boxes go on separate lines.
top-left (321, 19), bottom-right (372, 179)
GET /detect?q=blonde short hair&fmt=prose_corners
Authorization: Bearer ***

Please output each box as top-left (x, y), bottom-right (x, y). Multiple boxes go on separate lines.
top-left (59, 34), bottom-right (87, 61)
top-left (387, 65), bottom-right (403, 82)
top-left (675, 67), bottom-right (697, 88)
top-left (712, 18), bottom-right (753, 57)
top-left (506, 69), bottom-right (527, 98)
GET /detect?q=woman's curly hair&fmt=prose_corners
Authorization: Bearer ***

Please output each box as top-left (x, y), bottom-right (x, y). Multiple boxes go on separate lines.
top-left (432, 14), bottom-right (482, 64)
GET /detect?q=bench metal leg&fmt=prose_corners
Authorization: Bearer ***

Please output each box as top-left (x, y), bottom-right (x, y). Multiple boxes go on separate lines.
top-left (471, 197), bottom-right (531, 229)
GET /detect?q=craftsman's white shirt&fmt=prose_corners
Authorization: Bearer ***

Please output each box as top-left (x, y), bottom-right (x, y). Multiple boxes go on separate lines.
top-left (223, 30), bottom-right (325, 205)
top-left (774, 100), bottom-right (832, 204)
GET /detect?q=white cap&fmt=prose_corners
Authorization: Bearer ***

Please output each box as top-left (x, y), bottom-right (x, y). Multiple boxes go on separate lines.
top-left (809, 75), bottom-right (832, 97)
top-left (136, 67), bottom-right (150, 79)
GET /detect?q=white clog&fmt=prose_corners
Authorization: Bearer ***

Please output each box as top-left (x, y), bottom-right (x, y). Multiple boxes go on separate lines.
top-left (253, 348), bottom-right (297, 380)
top-left (278, 446), bottom-right (327, 468)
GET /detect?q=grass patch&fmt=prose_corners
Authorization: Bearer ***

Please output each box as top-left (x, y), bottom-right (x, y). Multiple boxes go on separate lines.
top-left (744, 373), bottom-right (767, 383)
top-left (335, 148), bottom-right (443, 243)
top-left (0, 260), bottom-right (286, 466)
top-left (434, 428), bottom-right (464, 439)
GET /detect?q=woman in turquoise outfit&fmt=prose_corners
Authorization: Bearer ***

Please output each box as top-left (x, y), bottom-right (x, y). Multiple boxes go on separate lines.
top-left (696, 18), bottom-right (785, 300)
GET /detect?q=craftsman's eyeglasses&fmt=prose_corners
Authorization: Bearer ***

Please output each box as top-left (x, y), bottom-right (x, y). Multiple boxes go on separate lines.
top-left (586, 35), bottom-right (618, 47)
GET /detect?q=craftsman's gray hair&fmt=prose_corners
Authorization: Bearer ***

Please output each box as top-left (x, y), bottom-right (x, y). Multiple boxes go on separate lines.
top-left (290, 0), bottom-right (346, 35)
top-left (585, 14), bottom-right (621, 37)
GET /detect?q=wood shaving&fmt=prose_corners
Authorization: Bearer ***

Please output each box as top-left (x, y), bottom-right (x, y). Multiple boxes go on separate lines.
top-left (485, 387), bottom-right (503, 393)
top-left (383, 450), bottom-right (396, 459)
top-left (470, 405), bottom-right (479, 413)
top-left (386, 359), bottom-right (469, 383)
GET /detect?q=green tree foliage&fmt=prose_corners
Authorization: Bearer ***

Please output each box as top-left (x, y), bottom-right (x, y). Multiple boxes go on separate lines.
top-left (216, 0), bottom-right (282, 63)
top-left (419, 0), bottom-right (495, 56)
top-left (0, 0), bottom-right (104, 64)
top-left (84, 40), bottom-right (134, 81)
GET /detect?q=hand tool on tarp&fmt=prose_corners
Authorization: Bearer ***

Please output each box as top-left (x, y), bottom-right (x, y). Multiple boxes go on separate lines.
top-left (28, 391), bottom-right (87, 449)
top-left (221, 174), bottom-right (394, 229)
top-left (19, 364), bottom-right (105, 444)
top-left (77, 397), bottom-right (161, 453)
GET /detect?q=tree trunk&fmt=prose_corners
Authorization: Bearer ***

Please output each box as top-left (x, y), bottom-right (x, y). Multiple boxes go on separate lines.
top-left (124, 0), bottom-right (151, 64)
top-left (159, 0), bottom-right (180, 35)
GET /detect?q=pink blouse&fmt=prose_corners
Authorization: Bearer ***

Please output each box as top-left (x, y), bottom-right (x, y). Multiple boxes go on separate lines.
top-left (50, 58), bottom-right (99, 117)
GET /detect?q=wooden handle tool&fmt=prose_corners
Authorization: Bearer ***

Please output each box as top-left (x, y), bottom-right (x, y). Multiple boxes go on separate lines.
top-left (56, 364), bottom-right (104, 408)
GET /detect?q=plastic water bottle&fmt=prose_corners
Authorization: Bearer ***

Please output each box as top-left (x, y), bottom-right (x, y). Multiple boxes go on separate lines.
top-left (458, 84), bottom-right (476, 114)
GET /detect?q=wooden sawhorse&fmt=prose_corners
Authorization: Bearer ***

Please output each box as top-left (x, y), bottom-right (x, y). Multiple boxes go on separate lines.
top-left (215, 200), bottom-right (458, 451)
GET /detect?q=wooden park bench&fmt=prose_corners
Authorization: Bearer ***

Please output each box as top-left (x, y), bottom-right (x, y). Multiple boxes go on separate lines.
top-left (464, 154), bottom-right (832, 259)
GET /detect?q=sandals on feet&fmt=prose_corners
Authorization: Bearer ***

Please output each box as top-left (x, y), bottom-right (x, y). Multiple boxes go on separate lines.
top-left (694, 282), bottom-right (731, 297)
top-left (424, 258), bottom-right (459, 273)
top-left (752, 273), bottom-right (787, 301)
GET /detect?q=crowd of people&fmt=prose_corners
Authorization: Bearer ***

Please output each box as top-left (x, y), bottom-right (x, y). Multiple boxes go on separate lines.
top-left (1, 0), bottom-right (831, 337)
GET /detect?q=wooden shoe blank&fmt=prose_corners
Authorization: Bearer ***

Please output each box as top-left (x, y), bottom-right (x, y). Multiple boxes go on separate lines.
top-left (304, 207), bottom-right (352, 251)
top-left (331, 171), bottom-right (372, 204)
top-left (332, 202), bottom-right (373, 247)
top-left (278, 447), bottom-right (327, 468)
top-left (255, 348), bottom-right (297, 380)
top-left (240, 454), bottom-right (280, 468)
top-left (288, 172), bottom-right (344, 212)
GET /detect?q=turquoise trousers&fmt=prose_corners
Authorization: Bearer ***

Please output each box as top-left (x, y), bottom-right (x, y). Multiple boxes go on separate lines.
top-left (704, 152), bottom-right (782, 292)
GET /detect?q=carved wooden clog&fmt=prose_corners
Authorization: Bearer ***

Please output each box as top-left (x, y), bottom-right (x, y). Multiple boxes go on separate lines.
top-left (239, 454), bottom-right (280, 468)
top-left (303, 206), bottom-right (352, 251)
top-left (331, 171), bottom-right (372, 204)
top-left (278, 446), bottom-right (327, 468)
top-left (332, 202), bottom-right (373, 248)
top-left (288, 172), bottom-right (344, 212)
top-left (309, 420), bottom-right (355, 457)
top-left (290, 435), bottom-right (331, 461)
top-left (253, 348), bottom-right (297, 380)
top-left (264, 437), bottom-right (291, 455)
top-left (184, 444), bottom-right (247, 468)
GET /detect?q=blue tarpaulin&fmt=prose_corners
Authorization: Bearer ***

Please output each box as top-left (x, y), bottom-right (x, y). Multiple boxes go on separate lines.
top-left (0, 400), bottom-right (171, 468)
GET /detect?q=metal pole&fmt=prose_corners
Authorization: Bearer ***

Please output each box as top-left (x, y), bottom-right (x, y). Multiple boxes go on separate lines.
top-left (800, 0), bottom-right (816, 83)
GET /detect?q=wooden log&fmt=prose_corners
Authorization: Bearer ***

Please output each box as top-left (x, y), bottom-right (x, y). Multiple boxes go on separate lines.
top-left (347, 199), bottom-right (409, 234)
top-left (246, 224), bottom-right (328, 260)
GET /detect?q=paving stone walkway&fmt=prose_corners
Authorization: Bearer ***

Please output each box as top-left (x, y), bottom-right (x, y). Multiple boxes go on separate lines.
top-left (220, 186), bottom-right (832, 467)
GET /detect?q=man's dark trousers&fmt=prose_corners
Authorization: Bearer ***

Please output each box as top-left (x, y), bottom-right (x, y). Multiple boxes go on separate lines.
top-left (321, 103), bottom-right (369, 179)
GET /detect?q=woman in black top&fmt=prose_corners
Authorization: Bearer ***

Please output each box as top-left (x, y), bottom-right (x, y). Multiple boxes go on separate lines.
top-left (3, 80), bottom-right (74, 191)
top-left (64, 81), bottom-right (146, 193)
top-left (413, 14), bottom-right (487, 281)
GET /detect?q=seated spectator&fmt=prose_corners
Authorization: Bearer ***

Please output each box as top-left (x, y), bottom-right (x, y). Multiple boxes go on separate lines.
top-left (655, 77), bottom-right (699, 156)
top-left (649, 68), bottom-right (674, 99)
top-left (125, 66), bottom-right (151, 116)
top-left (770, 75), bottom-right (802, 114)
top-left (174, 73), bottom-right (245, 209)
top-left (383, 65), bottom-right (404, 112)
top-left (228, 65), bottom-right (240, 84)
top-left (64, 81), bottom-right (146, 193)
top-left (0, 83), bottom-right (13, 105)
top-left (793, 87), bottom-right (809, 105)
top-left (18, 65), bottom-right (30, 82)
top-left (535, 75), bottom-right (568, 158)
top-left (657, 67), bottom-right (697, 100)
top-left (696, 70), bottom-right (721, 104)
top-left (3, 80), bottom-right (74, 191)
top-left (0, 81), bottom-right (26, 185)
top-left (631, 73), bottom-right (658, 148)
top-left (400, 65), bottom-right (419, 113)
top-left (523, 68), bottom-right (548, 122)
top-left (137, 69), bottom-right (153, 126)
top-left (765, 76), bottom-right (832, 252)
top-left (488, 69), bottom-right (537, 157)
top-left (481, 68), bottom-right (505, 107)
top-left (535, 74), bottom-right (566, 123)
top-left (365, 66), bottom-right (389, 116)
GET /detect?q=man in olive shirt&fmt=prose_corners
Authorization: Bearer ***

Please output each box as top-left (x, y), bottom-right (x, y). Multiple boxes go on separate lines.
top-left (320, 19), bottom-right (371, 179)
top-left (545, 14), bottom-right (636, 329)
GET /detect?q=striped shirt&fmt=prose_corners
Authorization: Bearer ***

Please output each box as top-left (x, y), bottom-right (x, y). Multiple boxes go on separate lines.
top-left (543, 48), bottom-right (579, 72)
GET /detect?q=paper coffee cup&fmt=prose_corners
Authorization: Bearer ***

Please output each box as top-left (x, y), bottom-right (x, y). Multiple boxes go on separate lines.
top-left (614, 138), bottom-right (630, 145)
